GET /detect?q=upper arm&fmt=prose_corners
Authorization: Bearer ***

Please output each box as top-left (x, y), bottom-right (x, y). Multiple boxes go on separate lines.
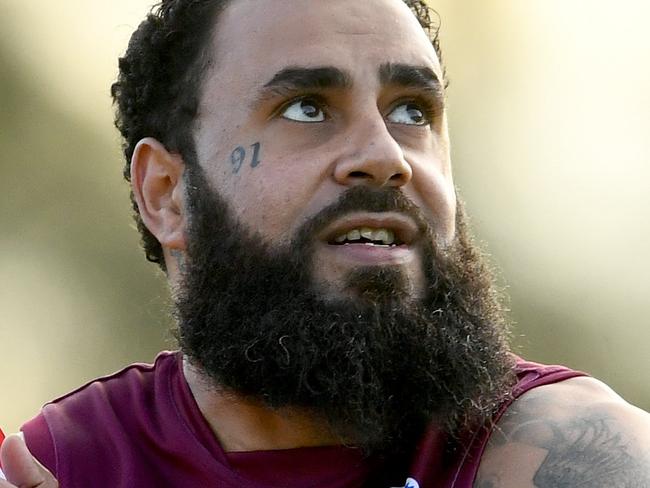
top-left (474, 376), bottom-right (650, 488)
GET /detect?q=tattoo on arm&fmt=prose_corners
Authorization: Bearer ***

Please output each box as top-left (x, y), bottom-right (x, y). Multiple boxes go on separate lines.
top-left (531, 416), bottom-right (649, 487)
top-left (475, 394), bottom-right (650, 488)
top-left (475, 478), bottom-right (499, 488)
top-left (230, 142), bottom-right (262, 174)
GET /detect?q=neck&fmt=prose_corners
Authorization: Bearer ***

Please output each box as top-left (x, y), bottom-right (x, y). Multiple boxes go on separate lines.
top-left (183, 356), bottom-right (342, 452)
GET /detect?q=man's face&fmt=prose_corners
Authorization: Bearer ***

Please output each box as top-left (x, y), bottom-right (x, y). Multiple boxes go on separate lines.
top-left (193, 0), bottom-right (455, 300)
top-left (175, 0), bottom-right (513, 457)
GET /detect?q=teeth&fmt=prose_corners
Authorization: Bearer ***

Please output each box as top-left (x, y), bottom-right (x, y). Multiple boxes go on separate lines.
top-left (374, 229), bottom-right (388, 243)
top-left (336, 227), bottom-right (397, 245)
top-left (360, 227), bottom-right (374, 240)
top-left (347, 229), bottom-right (361, 241)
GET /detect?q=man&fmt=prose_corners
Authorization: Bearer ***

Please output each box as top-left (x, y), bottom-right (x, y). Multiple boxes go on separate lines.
top-left (1, 0), bottom-right (649, 486)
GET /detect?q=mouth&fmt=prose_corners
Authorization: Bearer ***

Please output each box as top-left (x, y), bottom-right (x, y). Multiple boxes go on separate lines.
top-left (319, 213), bottom-right (419, 248)
top-left (310, 212), bottom-right (422, 275)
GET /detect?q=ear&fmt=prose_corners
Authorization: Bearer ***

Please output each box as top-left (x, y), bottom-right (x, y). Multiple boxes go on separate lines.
top-left (131, 138), bottom-right (187, 251)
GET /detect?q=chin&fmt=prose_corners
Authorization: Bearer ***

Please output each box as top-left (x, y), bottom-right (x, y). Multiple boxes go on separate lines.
top-left (324, 265), bottom-right (422, 306)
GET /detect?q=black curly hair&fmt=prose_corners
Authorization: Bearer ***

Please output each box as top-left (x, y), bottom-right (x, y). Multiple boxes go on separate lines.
top-left (111, 0), bottom-right (443, 271)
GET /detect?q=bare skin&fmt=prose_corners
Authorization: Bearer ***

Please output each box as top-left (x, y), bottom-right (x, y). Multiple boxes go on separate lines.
top-left (182, 359), bottom-right (342, 452)
top-left (135, 0), bottom-right (453, 454)
top-left (0, 434), bottom-right (58, 488)
top-left (3, 0), bottom-right (649, 485)
top-left (474, 377), bottom-right (650, 487)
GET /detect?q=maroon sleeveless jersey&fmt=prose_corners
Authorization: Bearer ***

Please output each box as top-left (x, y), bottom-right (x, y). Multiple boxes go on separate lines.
top-left (21, 352), bottom-right (586, 487)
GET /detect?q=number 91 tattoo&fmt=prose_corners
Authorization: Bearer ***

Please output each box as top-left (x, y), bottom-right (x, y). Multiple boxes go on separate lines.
top-left (230, 142), bottom-right (262, 174)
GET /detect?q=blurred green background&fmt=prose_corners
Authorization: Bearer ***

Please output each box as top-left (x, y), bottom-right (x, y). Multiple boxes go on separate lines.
top-left (1, 0), bottom-right (648, 434)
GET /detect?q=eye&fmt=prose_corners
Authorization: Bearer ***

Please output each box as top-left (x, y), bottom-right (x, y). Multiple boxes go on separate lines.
top-left (281, 98), bottom-right (326, 123)
top-left (387, 102), bottom-right (429, 126)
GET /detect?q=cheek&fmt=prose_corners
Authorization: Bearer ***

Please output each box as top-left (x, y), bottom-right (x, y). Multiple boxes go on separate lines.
top-left (419, 176), bottom-right (456, 240)
top-left (221, 151), bottom-right (331, 244)
top-left (409, 152), bottom-right (456, 241)
top-left (198, 118), bottom-right (337, 241)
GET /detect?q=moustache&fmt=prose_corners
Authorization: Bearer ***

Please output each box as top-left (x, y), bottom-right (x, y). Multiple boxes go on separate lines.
top-left (292, 186), bottom-right (431, 249)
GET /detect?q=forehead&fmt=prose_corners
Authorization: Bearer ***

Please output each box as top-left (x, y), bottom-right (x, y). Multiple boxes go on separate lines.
top-left (209, 0), bottom-right (441, 88)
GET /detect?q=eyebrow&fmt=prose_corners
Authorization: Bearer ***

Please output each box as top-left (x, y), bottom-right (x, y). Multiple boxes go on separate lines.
top-left (258, 66), bottom-right (352, 100)
top-left (379, 63), bottom-right (443, 94)
top-left (252, 63), bottom-right (443, 109)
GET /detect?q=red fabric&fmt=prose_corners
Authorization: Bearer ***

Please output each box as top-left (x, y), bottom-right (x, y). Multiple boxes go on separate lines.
top-left (21, 352), bottom-right (374, 487)
top-left (20, 352), bottom-right (587, 487)
top-left (226, 446), bottom-right (372, 486)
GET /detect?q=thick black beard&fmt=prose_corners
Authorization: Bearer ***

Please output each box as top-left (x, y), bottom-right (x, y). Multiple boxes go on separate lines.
top-left (175, 164), bottom-right (515, 456)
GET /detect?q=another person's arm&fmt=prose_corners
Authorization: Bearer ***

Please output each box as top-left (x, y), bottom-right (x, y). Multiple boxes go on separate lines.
top-left (0, 434), bottom-right (58, 488)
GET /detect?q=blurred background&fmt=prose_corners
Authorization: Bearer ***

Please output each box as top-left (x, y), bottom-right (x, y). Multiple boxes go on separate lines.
top-left (1, 0), bottom-right (648, 433)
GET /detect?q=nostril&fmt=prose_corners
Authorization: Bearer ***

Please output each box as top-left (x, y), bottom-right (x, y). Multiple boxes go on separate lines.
top-left (390, 173), bottom-right (404, 181)
top-left (349, 171), bottom-right (370, 178)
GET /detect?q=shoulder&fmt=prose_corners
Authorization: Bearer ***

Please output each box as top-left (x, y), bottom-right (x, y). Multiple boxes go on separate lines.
top-left (474, 376), bottom-right (650, 488)
top-left (44, 351), bottom-right (177, 410)
top-left (22, 352), bottom-right (179, 468)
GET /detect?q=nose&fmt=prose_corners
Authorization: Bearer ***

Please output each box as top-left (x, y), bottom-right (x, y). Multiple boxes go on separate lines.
top-left (333, 118), bottom-right (412, 188)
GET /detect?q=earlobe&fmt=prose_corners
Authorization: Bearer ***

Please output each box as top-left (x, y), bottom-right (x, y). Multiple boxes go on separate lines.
top-left (131, 138), bottom-right (187, 250)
